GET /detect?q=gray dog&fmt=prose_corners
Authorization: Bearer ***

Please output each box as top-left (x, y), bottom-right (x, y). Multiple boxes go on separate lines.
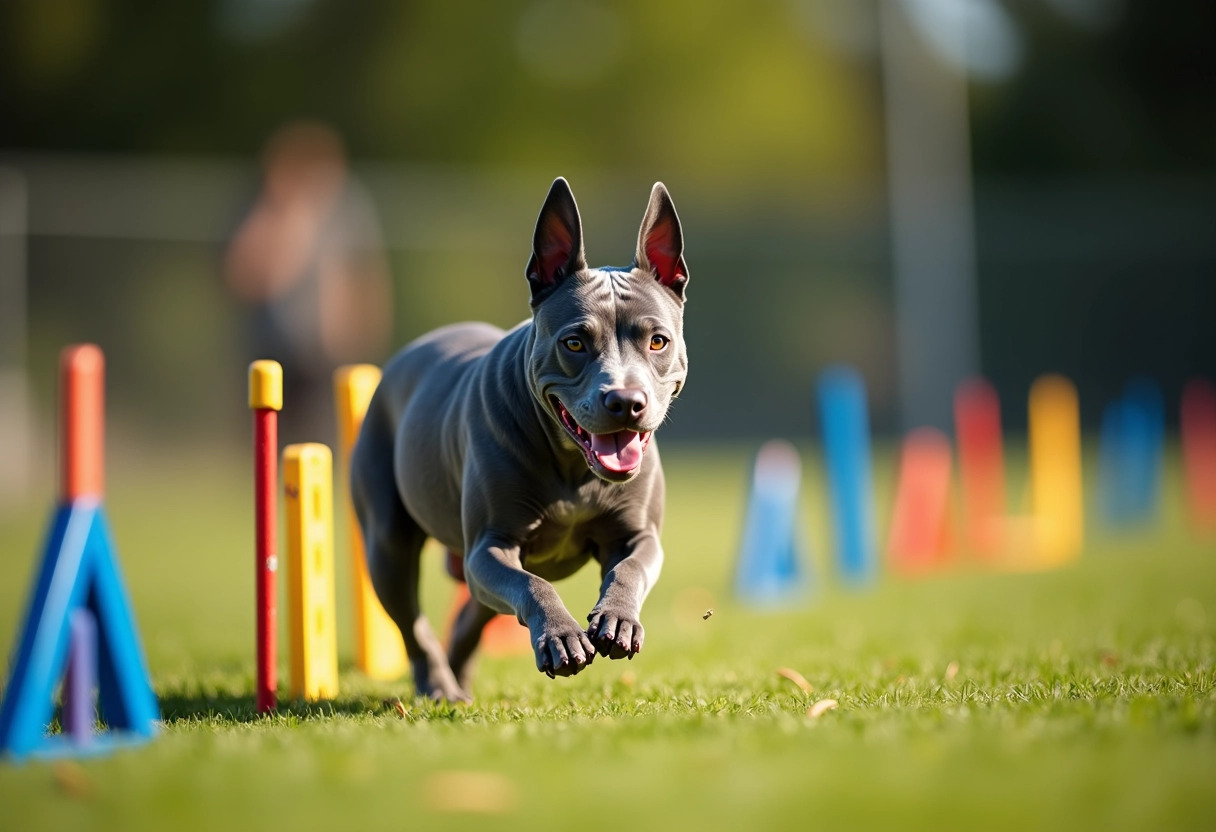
top-left (351, 177), bottom-right (689, 701)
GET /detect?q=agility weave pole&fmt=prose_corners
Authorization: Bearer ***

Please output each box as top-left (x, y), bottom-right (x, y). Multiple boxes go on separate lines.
top-left (334, 365), bottom-right (406, 680)
top-left (249, 360), bottom-right (282, 713)
top-left (283, 443), bottom-right (339, 701)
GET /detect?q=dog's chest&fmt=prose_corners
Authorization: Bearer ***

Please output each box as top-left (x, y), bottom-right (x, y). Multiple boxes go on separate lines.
top-left (521, 494), bottom-right (609, 570)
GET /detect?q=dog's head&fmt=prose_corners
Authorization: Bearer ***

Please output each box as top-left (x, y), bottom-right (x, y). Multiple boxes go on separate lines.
top-left (525, 177), bottom-right (689, 484)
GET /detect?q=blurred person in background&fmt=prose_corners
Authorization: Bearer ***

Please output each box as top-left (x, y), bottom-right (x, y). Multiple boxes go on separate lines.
top-left (224, 121), bottom-right (392, 443)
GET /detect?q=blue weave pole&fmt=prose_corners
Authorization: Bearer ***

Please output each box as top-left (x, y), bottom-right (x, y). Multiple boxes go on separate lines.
top-left (817, 367), bottom-right (877, 585)
top-left (1099, 378), bottom-right (1165, 527)
top-left (735, 440), bottom-right (809, 606)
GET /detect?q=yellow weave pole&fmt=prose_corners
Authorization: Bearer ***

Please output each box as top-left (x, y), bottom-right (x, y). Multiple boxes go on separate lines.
top-left (334, 365), bottom-right (406, 680)
top-left (1028, 374), bottom-right (1084, 566)
top-left (283, 443), bottom-right (339, 700)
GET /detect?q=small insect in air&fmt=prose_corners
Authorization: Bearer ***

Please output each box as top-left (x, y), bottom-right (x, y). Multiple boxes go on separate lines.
top-left (702, 609), bottom-right (714, 620)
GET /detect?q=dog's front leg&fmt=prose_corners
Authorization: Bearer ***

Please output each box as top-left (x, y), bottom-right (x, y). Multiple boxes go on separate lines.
top-left (587, 529), bottom-right (664, 660)
top-left (464, 533), bottom-right (596, 678)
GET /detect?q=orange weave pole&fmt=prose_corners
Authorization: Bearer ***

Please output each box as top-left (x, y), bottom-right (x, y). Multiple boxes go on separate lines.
top-left (60, 344), bottom-right (105, 502)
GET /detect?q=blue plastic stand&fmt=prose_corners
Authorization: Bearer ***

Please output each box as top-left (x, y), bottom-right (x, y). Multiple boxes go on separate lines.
top-left (0, 499), bottom-right (159, 761)
top-left (1099, 379), bottom-right (1162, 525)
top-left (817, 367), bottom-right (877, 585)
top-left (735, 440), bottom-right (809, 606)
top-left (1099, 378), bottom-right (1165, 526)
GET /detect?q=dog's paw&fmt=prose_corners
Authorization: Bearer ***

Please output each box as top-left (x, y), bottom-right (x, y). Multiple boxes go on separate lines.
top-left (411, 658), bottom-right (471, 703)
top-left (419, 681), bottom-right (472, 704)
top-left (529, 614), bottom-right (596, 679)
top-left (586, 607), bottom-right (645, 660)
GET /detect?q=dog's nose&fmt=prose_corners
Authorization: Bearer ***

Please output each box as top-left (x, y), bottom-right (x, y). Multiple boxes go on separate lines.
top-left (604, 388), bottom-right (648, 423)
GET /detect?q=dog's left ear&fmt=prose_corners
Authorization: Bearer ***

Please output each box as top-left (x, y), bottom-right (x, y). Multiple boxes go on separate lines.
top-left (526, 177), bottom-right (587, 304)
top-left (634, 182), bottom-right (688, 299)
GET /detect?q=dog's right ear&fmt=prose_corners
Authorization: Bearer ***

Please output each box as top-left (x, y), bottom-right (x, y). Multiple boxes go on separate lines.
top-left (526, 177), bottom-right (587, 304)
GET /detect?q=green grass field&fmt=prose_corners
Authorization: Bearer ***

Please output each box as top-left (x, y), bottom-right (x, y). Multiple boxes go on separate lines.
top-left (1, 443), bottom-right (1213, 831)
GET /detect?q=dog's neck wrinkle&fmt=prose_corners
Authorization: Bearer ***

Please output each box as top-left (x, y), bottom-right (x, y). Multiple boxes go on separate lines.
top-left (483, 327), bottom-right (552, 453)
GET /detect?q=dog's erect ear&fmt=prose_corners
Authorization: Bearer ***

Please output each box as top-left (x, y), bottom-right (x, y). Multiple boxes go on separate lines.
top-left (526, 177), bottom-right (587, 302)
top-left (634, 182), bottom-right (688, 298)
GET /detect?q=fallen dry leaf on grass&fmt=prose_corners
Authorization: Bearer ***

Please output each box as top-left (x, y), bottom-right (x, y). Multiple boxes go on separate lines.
top-left (808, 699), bottom-right (839, 719)
top-left (383, 698), bottom-right (408, 719)
top-left (52, 761), bottom-right (92, 799)
top-left (776, 667), bottom-right (813, 695)
top-left (423, 771), bottom-right (516, 814)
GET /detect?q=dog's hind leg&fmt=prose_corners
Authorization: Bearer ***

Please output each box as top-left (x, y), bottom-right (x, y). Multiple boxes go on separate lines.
top-left (447, 591), bottom-right (499, 692)
top-left (351, 415), bottom-right (467, 702)
top-left (368, 518), bottom-right (468, 702)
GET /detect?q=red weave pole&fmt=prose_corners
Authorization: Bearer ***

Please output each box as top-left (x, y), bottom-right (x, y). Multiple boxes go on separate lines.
top-left (954, 378), bottom-right (1006, 558)
top-left (249, 360), bottom-right (282, 713)
top-left (1182, 378), bottom-right (1216, 533)
top-left (254, 407), bottom-right (277, 712)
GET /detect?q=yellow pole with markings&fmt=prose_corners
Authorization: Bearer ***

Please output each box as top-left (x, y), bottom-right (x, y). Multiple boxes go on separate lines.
top-left (334, 365), bottom-right (406, 680)
top-left (1029, 374), bottom-right (1084, 566)
top-left (283, 443), bottom-right (339, 700)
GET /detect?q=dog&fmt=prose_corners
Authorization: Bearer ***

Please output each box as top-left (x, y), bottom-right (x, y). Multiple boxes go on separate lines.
top-left (350, 177), bottom-right (690, 701)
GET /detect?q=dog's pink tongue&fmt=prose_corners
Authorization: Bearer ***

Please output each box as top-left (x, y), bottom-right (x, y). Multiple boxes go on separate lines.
top-left (590, 431), bottom-right (644, 472)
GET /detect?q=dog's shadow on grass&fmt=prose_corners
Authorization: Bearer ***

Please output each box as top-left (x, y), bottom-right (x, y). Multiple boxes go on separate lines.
top-left (154, 659), bottom-right (426, 726)
top-left (157, 689), bottom-right (399, 726)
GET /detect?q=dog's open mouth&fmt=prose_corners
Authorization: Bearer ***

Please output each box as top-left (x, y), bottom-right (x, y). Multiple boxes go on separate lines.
top-left (550, 396), bottom-right (652, 479)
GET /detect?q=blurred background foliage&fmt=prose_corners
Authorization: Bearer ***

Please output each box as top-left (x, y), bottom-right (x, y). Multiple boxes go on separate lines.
top-left (0, 0), bottom-right (1213, 448)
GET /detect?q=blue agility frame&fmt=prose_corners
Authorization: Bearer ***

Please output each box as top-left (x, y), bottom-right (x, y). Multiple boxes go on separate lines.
top-left (0, 499), bottom-right (159, 761)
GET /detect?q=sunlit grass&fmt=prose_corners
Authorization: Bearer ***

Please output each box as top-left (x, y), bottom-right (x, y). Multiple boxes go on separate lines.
top-left (1, 444), bottom-right (1213, 831)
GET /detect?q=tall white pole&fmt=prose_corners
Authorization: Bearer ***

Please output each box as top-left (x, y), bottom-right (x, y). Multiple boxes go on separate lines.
top-left (880, 0), bottom-right (981, 430)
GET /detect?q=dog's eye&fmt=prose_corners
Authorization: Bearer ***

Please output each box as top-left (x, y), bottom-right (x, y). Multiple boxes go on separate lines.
top-left (563, 337), bottom-right (584, 353)
top-left (649, 335), bottom-right (669, 351)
